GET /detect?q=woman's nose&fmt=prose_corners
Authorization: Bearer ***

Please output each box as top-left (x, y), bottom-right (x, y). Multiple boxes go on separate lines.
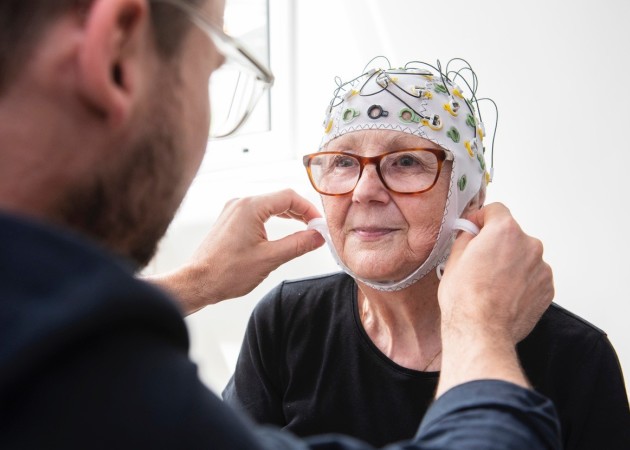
top-left (351, 164), bottom-right (390, 204)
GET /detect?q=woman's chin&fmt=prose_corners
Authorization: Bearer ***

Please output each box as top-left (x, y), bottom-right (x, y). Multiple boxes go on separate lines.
top-left (348, 263), bottom-right (416, 284)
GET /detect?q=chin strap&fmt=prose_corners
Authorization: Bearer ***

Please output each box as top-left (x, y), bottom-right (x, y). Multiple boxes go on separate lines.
top-left (308, 217), bottom-right (480, 290)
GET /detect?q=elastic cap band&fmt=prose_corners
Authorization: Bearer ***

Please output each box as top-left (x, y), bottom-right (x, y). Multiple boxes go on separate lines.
top-left (453, 218), bottom-right (480, 236)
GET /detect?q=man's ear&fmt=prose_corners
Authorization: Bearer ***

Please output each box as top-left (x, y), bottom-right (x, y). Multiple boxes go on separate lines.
top-left (77, 0), bottom-right (149, 127)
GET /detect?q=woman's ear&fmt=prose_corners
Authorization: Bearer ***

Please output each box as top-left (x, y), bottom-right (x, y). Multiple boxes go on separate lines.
top-left (462, 183), bottom-right (486, 218)
top-left (76, 0), bottom-right (149, 127)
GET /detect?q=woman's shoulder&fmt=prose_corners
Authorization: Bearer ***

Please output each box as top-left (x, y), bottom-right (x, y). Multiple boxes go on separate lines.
top-left (536, 303), bottom-right (607, 343)
top-left (520, 302), bottom-right (617, 366)
top-left (253, 271), bottom-right (354, 321)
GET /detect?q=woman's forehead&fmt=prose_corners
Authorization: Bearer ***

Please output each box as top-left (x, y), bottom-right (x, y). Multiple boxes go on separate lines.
top-left (326, 130), bottom-right (443, 151)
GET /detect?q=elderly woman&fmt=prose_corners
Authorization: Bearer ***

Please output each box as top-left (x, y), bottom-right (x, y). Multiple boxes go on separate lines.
top-left (223, 60), bottom-right (630, 449)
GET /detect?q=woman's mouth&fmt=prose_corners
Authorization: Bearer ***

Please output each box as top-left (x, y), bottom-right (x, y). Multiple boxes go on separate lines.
top-left (351, 227), bottom-right (397, 240)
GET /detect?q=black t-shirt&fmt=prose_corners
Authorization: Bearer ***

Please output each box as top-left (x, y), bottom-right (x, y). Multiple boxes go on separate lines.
top-left (223, 272), bottom-right (630, 449)
top-left (0, 213), bottom-right (561, 450)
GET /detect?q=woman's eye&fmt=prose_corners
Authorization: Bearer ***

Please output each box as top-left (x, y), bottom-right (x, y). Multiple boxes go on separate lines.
top-left (333, 155), bottom-right (357, 168)
top-left (393, 154), bottom-right (420, 167)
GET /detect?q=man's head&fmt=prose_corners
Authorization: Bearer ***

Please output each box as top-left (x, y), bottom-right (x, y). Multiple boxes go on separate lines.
top-left (0, 0), bottom-right (223, 266)
top-left (0, 0), bottom-right (206, 95)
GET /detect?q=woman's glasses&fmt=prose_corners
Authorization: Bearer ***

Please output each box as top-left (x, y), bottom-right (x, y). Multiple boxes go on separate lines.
top-left (303, 148), bottom-right (452, 196)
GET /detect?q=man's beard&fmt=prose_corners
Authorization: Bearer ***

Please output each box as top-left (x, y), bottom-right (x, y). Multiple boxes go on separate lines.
top-left (55, 91), bottom-right (188, 268)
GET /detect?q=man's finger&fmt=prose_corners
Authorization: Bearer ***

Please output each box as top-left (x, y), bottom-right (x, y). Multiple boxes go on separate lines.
top-left (448, 230), bottom-right (476, 263)
top-left (267, 230), bottom-right (325, 265)
top-left (255, 190), bottom-right (322, 223)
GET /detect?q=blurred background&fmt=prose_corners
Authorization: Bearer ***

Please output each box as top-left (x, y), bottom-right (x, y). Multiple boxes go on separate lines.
top-left (146, 0), bottom-right (630, 394)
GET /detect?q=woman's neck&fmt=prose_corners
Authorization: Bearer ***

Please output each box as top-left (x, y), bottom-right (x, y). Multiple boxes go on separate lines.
top-left (357, 274), bottom-right (442, 371)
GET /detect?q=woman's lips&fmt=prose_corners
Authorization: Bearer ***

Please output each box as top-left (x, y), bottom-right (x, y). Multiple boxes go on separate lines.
top-left (351, 227), bottom-right (397, 240)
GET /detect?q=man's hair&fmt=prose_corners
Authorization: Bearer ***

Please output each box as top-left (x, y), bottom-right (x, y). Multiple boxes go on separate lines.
top-left (0, 0), bottom-right (203, 94)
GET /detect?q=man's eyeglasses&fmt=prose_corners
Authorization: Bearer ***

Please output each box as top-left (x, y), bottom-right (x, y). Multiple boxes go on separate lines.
top-left (303, 148), bottom-right (453, 196)
top-left (150, 0), bottom-right (274, 139)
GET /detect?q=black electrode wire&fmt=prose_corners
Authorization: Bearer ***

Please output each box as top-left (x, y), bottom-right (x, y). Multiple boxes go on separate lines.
top-left (405, 60), bottom-right (475, 117)
top-left (448, 68), bottom-right (481, 117)
top-left (357, 70), bottom-right (389, 99)
top-left (380, 84), bottom-right (429, 121)
top-left (443, 65), bottom-right (478, 116)
top-left (444, 58), bottom-right (497, 172)
top-left (326, 58), bottom-right (498, 170)
top-left (404, 60), bottom-right (443, 77)
top-left (407, 60), bottom-right (453, 96)
top-left (434, 60), bottom-right (452, 97)
top-left (446, 58), bottom-right (479, 93)
top-left (329, 70), bottom-right (377, 109)
top-left (445, 58), bottom-right (498, 174)
top-left (328, 55), bottom-right (394, 109)
top-left (362, 55), bottom-right (392, 73)
top-left (476, 97), bottom-right (498, 170)
top-left (352, 70), bottom-right (429, 121)
top-left (384, 74), bottom-right (431, 120)
top-left (443, 68), bottom-right (480, 138)
top-left (443, 58), bottom-right (485, 143)
top-left (448, 67), bottom-right (478, 98)
top-left (449, 67), bottom-right (479, 98)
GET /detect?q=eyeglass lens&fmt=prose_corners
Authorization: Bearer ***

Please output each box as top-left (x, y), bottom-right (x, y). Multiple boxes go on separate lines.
top-left (209, 63), bottom-right (267, 138)
top-left (307, 150), bottom-right (442, 195)
top-left (149, 0), bottom-right (272, 139)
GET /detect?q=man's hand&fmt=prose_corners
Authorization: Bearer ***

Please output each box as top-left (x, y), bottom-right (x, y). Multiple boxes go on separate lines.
top-left (146, 189), bottom-right (325, 314)
top-left (436, 203), bottom-right (554, 396)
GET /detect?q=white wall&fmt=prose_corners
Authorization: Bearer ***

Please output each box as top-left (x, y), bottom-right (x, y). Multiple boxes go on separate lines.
top-left (150, 0), bottom-right (630, 394)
